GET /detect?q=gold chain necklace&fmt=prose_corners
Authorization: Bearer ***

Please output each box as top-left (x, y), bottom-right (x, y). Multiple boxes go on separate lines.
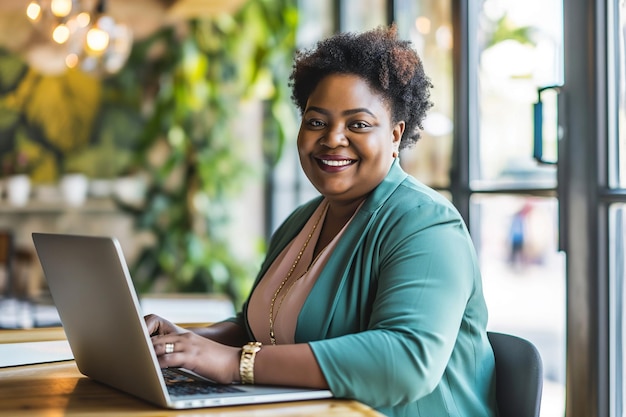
top-left (269, 202), bottom-right (328, 345)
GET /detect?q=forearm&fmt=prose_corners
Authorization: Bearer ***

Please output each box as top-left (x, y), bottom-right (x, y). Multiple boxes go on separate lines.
top-left (252, 343), bottom-right (329, 389)
top-left (188, 321), bottom-right (249, 347)
top-left (189, 323), bottom-right (327, 387)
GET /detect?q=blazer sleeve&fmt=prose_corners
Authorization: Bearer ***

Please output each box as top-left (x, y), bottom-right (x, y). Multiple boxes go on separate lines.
top-left (309, 200), bottom-right (479, 408)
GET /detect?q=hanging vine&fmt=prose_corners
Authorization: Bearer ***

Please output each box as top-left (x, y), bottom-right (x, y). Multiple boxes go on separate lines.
top-left (124, 0), bottom-right (299, 306)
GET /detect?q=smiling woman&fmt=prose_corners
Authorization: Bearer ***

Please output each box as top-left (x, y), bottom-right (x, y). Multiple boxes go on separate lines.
top-left (144, 25), bottom-right (499, 417)
top-left (296, 74), bottom-right (403, 208)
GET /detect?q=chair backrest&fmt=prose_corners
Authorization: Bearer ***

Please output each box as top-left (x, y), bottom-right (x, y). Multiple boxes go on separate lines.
top-left (488, 331), bottom-right (543, 417)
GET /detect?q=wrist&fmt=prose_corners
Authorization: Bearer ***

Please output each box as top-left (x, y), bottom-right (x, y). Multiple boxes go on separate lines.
top-left (239, 342), bottom-right (262, 384)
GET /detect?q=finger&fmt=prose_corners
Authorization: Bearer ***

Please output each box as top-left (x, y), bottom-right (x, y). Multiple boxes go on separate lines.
top-left (153, 337), bottom-right (181, 355)
top-left (157, 351), bottom-right (183, 369)
top-left (164, 341), bottom-right (176, 355)
top-left (154, 339), bottom-right (187, 369)
top-left (152, 337), bottom-right (168, 354)
top-left (144, 314), bottom-right (160, 335)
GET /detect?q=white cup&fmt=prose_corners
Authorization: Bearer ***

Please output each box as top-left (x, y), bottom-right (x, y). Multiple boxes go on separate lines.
top-left (60, 173), bottom-right (89, 207)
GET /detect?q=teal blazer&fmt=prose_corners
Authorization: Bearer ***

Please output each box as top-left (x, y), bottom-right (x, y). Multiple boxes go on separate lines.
top-left (234, 160), bottom-right (498, 417)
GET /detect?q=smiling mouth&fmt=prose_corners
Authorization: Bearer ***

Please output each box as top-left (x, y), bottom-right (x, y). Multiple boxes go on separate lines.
top-left (319, 159), bottom-right (356, 167)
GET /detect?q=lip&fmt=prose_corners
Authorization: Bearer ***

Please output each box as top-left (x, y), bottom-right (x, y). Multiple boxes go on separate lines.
top-left (314, 155), bottom-right (357, 172)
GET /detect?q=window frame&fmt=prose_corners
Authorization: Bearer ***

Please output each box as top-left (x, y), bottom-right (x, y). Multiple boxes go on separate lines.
top-left (277, 1), bottom-right (626, 415)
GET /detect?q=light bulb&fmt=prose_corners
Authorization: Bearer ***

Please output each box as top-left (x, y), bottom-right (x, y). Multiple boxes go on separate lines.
top-left (86, 27), bottom-right (110, 53)
top-left (76, 12), bottom-right (91, 28)
top-left (26, 1), bottom-right (42, 21)
top-left (50, 0), bottom-right (73, 18)
top-left (415, 17), bottom-right (432, 35)
top-left (52, 24), bottom-right (71, 44)
top-left (65, 53), bottom-right (79, 68)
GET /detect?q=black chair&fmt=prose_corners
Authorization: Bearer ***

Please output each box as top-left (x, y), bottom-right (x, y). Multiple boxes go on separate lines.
top-left (488, 331), bottom-right (543, 417)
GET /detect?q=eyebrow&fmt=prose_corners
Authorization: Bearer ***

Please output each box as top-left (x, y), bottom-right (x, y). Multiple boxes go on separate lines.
top-left (305, 106), bottom-right (377, 118)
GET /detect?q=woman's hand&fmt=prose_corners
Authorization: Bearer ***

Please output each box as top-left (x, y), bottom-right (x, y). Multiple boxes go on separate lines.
top-left (151, 331), bottom-right (240, 385)
top-left (144, 314), bottom-right (187, 336)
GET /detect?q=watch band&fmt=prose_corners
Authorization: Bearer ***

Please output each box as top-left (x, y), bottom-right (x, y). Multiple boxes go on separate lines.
top-left (239, 342), bottom-right (262, 384)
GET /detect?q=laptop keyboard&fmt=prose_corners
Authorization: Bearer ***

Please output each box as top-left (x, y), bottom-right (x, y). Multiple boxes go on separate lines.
top-left (162, 368), bottom-right (244, 396)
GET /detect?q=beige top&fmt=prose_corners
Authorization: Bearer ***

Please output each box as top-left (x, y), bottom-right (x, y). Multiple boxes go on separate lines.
top-left (247, 200), bottom-right (359, 344)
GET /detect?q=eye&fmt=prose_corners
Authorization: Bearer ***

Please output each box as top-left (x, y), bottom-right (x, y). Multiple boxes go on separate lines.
top-left (305, 118), bottom-right (326, 129)
top-left (349, 121), bottom-right (371, 130)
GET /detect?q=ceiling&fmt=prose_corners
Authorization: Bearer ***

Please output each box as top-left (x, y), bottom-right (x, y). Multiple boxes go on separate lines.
top-left (0, 0), bottom-right (246, 74)
top-left (0, 0), bottom-right (246, 54)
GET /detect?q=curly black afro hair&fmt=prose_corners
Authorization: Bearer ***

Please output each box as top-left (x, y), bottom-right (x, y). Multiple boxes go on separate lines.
top-left (289, 25), bottom-right (433, 149)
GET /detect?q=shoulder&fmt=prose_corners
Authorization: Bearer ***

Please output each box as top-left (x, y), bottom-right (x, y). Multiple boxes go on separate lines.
top-left (367, 174), bottom-right (475, 265)
top-left (380, 175), bottom-right (464, 230)
top-left (363, 160), bottom-right (461, 226)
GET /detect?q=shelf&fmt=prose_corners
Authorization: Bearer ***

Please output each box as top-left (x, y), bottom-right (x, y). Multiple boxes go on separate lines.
top-left (0, 199), bottom-right (120, 214)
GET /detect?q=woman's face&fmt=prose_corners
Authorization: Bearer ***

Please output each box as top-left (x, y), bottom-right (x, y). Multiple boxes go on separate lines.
top-left (297, 74), bottom-right (405, 205)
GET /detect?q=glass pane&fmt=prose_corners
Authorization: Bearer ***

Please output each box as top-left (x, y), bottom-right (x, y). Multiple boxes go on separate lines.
top-left (471, 195), bottom-right (566, 417)
top-left (615, 1), bottom-right (626, 187)
top-left (297, 0), bottom-right (334, 48)
top-left (474, 0), bottom-right (563, 189)
top-left (271, 0), bottom-right (334, 233)
top-left (340, 0), bottom-right (387, 32)
top-left (611, 204), bottom-right (626, 417)
top-left (395, 0), bottom-right (453, 188)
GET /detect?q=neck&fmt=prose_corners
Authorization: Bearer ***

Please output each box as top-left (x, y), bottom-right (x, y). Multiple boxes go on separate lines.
top-left (312, 198), bottom-right (363, 260)
top-left (325, 197), bottom-right (366, 224)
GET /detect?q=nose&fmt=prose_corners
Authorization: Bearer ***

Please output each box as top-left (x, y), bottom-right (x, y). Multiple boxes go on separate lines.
top-left (320, 124), bottom-right (348, 148)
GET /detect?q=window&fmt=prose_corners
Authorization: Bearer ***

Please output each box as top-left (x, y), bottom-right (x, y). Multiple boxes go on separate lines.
top-left (610, 2), bottom-right (626, 416)
top-left (611, 204), bottom-right (626, 417)
top-left (340, 0), bottom-right (388, 32)
top-left (396, 0), bottom-right (454, 189)
top-left (463, 1), bottom-right (566, 415)
top-left (616, 1), bottom-right (626, 189)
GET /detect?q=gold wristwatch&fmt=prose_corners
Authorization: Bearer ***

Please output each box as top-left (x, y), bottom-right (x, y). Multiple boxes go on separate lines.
top-left (239, 342), bottom-right (262, 384)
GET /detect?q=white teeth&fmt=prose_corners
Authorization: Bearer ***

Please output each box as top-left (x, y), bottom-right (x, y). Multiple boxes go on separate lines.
top-left (321, 159), bottom-right (353, 167)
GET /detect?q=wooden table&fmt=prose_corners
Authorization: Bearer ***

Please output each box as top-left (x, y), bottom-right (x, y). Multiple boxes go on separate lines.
top-left (0, 328), bottom-right (385, 417)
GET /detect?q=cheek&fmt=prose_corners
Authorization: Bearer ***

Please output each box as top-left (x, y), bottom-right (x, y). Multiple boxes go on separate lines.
top-left (297, 133), bottom-right (316, 166)
top-left (357, 137), bottom-right (391, 159)
top-left (296, 132), bottom-right (307, 155)
top-left (297, 129), bottom-right (313, 150)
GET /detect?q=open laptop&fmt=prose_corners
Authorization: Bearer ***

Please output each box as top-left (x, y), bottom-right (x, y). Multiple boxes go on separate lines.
top-left (32, 232), bottom-right (333, 409)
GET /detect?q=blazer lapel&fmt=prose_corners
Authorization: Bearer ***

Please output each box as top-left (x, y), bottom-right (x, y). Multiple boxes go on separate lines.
top-left (295, 160), bottom-right (408, 341)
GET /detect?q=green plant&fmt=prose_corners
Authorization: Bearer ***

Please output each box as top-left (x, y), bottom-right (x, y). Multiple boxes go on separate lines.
top-left (0, 0), bottom-right (298, 307)
top-left (0, 49), bottom-right (102, 182)
top-left (124, 0), bottom-right (299, 307)
top-left (1, 148), bottom-right (35, 176)
top-left (485, 16), bottom-right (536, 49)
